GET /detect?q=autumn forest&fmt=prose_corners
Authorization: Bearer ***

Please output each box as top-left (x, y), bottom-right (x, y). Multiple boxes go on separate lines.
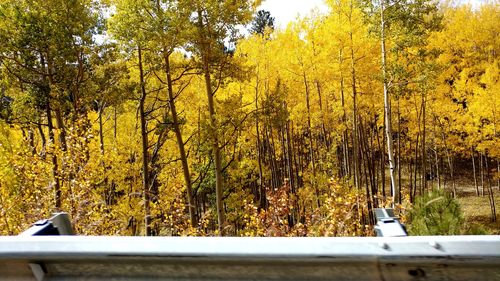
top-left (0, 0), bottom-right (498, 236)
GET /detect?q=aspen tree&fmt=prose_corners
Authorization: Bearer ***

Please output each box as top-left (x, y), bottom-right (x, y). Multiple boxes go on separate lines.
top-left (0, 0), bottom-right (99, 210)
top-left (187, 0), bottom-right (260, 235)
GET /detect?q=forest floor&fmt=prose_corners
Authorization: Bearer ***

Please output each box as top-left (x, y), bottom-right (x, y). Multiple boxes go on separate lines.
top-left (455, 184), bottom-right (500, 235)
top-left (442, 167), bottom-right (500, 234)
top-left (404, 171), bottom-right (499, 234)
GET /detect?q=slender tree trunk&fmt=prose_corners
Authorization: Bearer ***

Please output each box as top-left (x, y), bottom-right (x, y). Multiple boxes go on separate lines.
top-left (397, 98), bottom-right (402, 203)
top-left (37, 122), bottom-right (46, 155)
top-left (45, 53), bottom-right (67, 153)
top-left (434, 141), bottom-right (441, 189)
top-left (485, 155), bottom-right (497, 222)
top-left (433, 123), bottom-right (440, 190)
top-left (449, 156), bottom-right (456, 197)
top-left (302, 72), bottom-right (319, 207)
top-left (496, 159), bottom-right (500, 190)
top-left (291, 122), bottom-right (301, 189)
top-left (270, 125), bottom-right (281, 188)
top-left (280, 125), bottom-right (287, 184)
top-left (337, 7), bottom-right (349, 181)
top-left (266, 125), bottom-right (274, 190)
top-left (441, 154), bottom-right (447, 188)
top-left (164, 53), bottom-right (197, 227)
top-left (286, 121), bottom-right (295, 194)
top-left (339, 49), bottom-right (349, 179)
top-left (41, 53), bottom-right (61, 210)
top-left (348, 20), bottom-right (360, 190)
top-left (197, 10), bottom-right (225, 234)
top-left (302, 73), bottom-right (316, 174)
top-left (255, 80), bottom-right (265, 209)
top-left (494, 120), bottom-right (499, 190)
top-left (421, 92), bottom-right (427, 194)
top-left (435, 145), bottom-right (441, 190)
top-left (481, 152), bottom-right (485, 196)
top-left (360, 129), bottom-right (374, 221)
top-left (352, 100), bottom-right (359, 190)
top-left (380, 0), bottom-right (397, 205)
top-left (442, 136), bottom-right (456, 198)
top-left (315, 80), bottom-right (328, 148)
top-left (472, 147), bottom-right (479, 196)
top-left (409, 141), bottom-right (414, 203)
top-left (114, 107), bottom-right (118, 139)
top-left (46, 101), bottom-right (61, 210)
top-left (27, 127), bottom-right (36, 155)
top-left (497, 159), bottom-right (500, 191)
top-left (413, 132), bottom-right (420, 200)
top-left (54, 108), bottom-right (67, 152)
top-left (138, 46), bottom-right (151, 236)
top-left (360, 119), bottom-right (377, 210)
top-left (98, 102), bottom-right (105, 155)
top-left (311, 37), bottom-right (329, 150)
top-left (376, 125), bottom-right (385, 198)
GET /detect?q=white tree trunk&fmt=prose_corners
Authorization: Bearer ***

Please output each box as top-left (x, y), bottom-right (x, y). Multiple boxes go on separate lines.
top-left (380, 0), bottom-right (398, 206)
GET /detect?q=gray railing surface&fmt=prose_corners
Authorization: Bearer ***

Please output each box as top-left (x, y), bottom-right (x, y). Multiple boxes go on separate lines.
top-left (0, 235), bottom-right (499, 281)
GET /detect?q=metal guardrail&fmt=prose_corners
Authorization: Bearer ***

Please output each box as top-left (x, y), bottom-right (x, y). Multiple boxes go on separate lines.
top-left (19, 213), bottom-right (74, 236)
top-left (0, 235), bottom-right (499, 281)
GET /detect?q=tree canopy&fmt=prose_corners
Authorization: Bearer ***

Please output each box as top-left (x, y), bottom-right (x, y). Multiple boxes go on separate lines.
top-left (0, 0), bottom-right (498, 236)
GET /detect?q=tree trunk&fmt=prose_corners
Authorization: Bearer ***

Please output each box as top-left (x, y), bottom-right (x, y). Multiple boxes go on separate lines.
top-left (360, 119), bottom-right (377, 210)
top-left (421, 92), bottom-right (427, 194)
top-left (435, 146), bottom-right (441, 190)
top-left (255, 80), bottom-right (266, 209)
top-left (302, 72), bottom-right (319, 207)
top-left (46, 101), bottom-right (61, 210)
top-left (27, 127), bottom-right (36, 155)
top-left (349, 20), bottom-right (360, 191)
top-left (494, 121), bottom-right (499, 190)
top-left (37, 122), bottom-right (46, 156)
top-left (315, 80), bottom-right (328, 149)
top-left (339, 49), bottom-right (349, 179)
top-left (114, 107), bottom-right (118, 139)
top-left (280, 125), bottom-right (287, 185)
top-left (472, 147), bottom-right (479, 196)
top-left (485, 155), bottom-right (497, 222)
top-left (291, 122), bottom-right (302, 189)
top-left (270, 124), bottom-right (280, 189)
top-left (449, 156), bottom-right (456, 197)
top-left (380, 0), bottom-right (397, 205)
top-left (497, 159), bottom-right (500, 191)
top-left (286, 121), bottom-right (295, 194)
top-left (138, 45), bottom-right (151, 236)
top-left (54, 108), bottom-right (67, 152)
top-left (164, 52), bottom-right (197, 228)
top-left (376, 124), bottom-right (385, 198)
top-left (433, 125), bottom-right (440, 190)
top-left (408, 141), bottom-right (414, 203)
top-left (265, 124), bottom-right (276, 190)
top-left (481, 152), bottom-right (485, 196)
top-left (41, 53), bottom-right (61, 210)
top-left (497, 159), bottom-right (500, 190)
top-left (197, 10), bottom-right (225, 234)
top-left (413, 132), bottom-right (420, 200)
top-left (397, 98), bottom-right (402, 203)
top-left (45, 53), bottom-right (67, 153)
top-left (98, 102), bottom-right (105, 155)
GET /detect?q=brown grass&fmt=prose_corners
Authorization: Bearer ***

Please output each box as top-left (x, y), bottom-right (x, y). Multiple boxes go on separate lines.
top-left (416, 173), bottom-right (500, 234)
top-left (382, 169), bottom-right (499, 234)
top-left (457, 191), bottom-right (500, 234)
top-left (450, 175), bottom-right (500, 234)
